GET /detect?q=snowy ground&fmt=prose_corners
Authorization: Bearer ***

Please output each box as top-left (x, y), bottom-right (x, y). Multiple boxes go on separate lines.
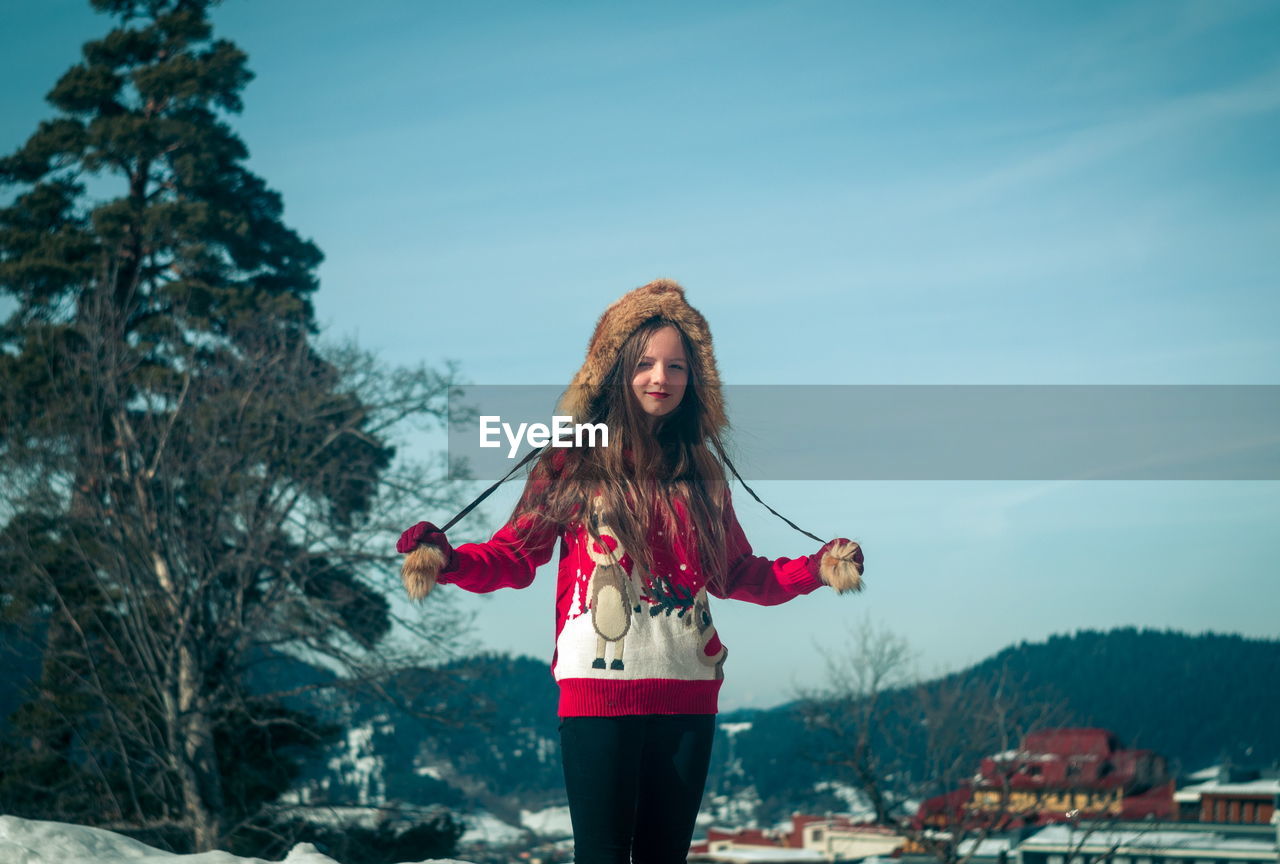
top-left (454, 803), bottom-right (573, 846)
top-left (0, 815), bottom-right (474, 864)
top-left (456, 810), bottom-right (525, 846)
top-left (519, 804), bottom-right (573, 839)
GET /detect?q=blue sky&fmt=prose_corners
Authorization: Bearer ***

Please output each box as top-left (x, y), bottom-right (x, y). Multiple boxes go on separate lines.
top-left (4, 0), bottom-right (1278, 709)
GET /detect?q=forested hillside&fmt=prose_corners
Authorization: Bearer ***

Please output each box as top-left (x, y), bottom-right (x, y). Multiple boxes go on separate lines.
top-left (265, 627), bottom-right (1280, 827)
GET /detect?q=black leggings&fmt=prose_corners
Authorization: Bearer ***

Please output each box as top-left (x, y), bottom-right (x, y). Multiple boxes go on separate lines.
top-left (559, 714), bottom-right (716, 864)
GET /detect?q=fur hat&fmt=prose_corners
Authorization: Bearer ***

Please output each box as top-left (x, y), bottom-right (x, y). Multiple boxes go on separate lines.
top-left (557, 278), bottom-right (727, 430)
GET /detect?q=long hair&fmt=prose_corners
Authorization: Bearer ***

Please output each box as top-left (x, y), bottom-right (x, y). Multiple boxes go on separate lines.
top-left (509, 317), bottom-right (731, 591)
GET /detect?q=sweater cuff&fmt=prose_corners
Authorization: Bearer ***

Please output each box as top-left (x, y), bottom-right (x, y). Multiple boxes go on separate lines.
top-left (802, 542), bottom-right (842, 591)
top-left (790, 555), bottom-right (825, 594)
top-left (432, 546), bottom-right (460, 582)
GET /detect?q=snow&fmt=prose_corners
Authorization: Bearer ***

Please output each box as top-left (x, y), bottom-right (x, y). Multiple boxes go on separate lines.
top-left (956, 836), bottom-right (1013, 857)
top-left (327, 720), bottom-right (385, 806)
top-left (718, 722), bottom-right (753, 736)
top-left (990, 749), bottom-right (1057, 762)
top-left (520, 804), bottom-right (573, 838)
top-left (261, 805), bottom-right (441, 829)
top-left (1172, 787), bottom-right (1204, 803)
top-left (0, 815), bottom-right (474, 864)
top-left (457, 810), bottom-right (525, 846)
top-left (1021, 823), bottom-right (1279, 854)
top-left (812, 780), bottom-right (877, 820)
top-left (697, 848), bottom-right (824, 861)
top-left (457, 803), bottom-right (574, 845)
top-left (1173, 777), bottom-right (1280, 800)
top-left (700, 784), bottom-right (762, 828)
top-left (1172, 777), bottom-right (1280, 803)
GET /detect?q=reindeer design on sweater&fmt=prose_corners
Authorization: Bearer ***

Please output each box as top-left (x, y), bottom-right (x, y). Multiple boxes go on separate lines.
top-left (585, 499), bottom-right (644, 671)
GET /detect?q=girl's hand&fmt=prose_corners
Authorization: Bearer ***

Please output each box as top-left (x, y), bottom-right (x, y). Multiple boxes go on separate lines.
top-left (818, 538), bottom-right (864, 594)
top-left (397, 520), bottom-right (451, 554)
top-left (397, 521), bottom-right (455, 600)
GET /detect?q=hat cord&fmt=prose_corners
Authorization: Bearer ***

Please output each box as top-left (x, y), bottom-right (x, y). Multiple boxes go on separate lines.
top-left (438, 442), bottom-right (826, 546)
top-left (710, 440), bottom-right (825, 545)
top-left (438, 445), bottom-right (545, 533)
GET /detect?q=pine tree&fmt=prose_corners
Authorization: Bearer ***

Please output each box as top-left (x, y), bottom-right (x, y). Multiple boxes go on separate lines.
top-left (0, 0), bottom-right (464, 852)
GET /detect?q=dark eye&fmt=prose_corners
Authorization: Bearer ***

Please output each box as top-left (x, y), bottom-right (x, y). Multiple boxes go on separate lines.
top-left (701, 611), bottom-right (711, 627)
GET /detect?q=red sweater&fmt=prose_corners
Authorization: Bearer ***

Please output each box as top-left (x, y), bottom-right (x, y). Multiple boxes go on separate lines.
top-left (437, 484), bottom-right (827, 717)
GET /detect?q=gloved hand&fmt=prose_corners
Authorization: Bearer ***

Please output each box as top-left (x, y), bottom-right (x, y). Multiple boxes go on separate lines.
top-left (397, 521), bottom-right (452, 555)
top-left (397, 521), bottom-right (455, 600)
top-left (817, 538), bottom-right (864, 594)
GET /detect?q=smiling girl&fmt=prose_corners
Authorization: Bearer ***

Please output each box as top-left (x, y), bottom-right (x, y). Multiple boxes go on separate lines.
top-left (397, 278), bottom-right (864, 864)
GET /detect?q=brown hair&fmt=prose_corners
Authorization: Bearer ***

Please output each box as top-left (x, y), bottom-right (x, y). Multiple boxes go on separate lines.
top-left (509, 317), bottom-right (731, 591)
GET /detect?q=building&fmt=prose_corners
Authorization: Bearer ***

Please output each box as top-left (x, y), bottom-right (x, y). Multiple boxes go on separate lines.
top-left (969, 729), bottom-right (1175, 824)
top-left (1016, 820), bottom-right (1279, 864)
top-left (1173, 764), bottom-right (1280, 826)
top-left (899, 830), bottom-right (1018, 862)
top-left (690, 814), bottom-right (905, 862)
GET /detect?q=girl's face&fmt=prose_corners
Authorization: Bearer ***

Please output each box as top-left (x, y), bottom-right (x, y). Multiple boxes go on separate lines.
top-left (630, 325), bottom-right (688, 424)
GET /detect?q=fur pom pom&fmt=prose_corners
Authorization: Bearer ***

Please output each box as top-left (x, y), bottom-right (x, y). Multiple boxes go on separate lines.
top-left (819, 539), bottom-right (864, 594)
top-left (401, 543), bottom-right (448, 601)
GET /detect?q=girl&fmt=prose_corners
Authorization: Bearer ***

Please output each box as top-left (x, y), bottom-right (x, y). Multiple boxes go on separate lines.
top-left (397, 278), bottom-right (864, 864)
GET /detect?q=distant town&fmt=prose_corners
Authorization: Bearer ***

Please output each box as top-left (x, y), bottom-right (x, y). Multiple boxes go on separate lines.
top-left (686, 727), bottom-right (1280, 864)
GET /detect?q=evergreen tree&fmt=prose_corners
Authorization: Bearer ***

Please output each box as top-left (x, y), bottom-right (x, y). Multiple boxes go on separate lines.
top-left (0, 0), bottom-right (465, 852)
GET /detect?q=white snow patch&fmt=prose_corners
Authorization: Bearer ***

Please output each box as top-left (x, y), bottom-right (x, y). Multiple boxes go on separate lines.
top-left (700, 784), bottom-right (762, 828)
top-left (813, 780), bottom-right (877, 819)
top-left (703, 848), bottom-right (824, 861)
top-left (1022, 824), bottom-right (1279, 853)
top-left (1175, 777), bottom-right (1280, 799)
top-left (957, 836), bottom-right (1013, 857)
top-left (264, 805), bottom-right (443, 830)
top-left (520, 805), bottom-right (573, 839)
top-left (0, 815), bottom-right (472, 864)
top-left (326, 720), bottom-right (385, 806)
top-left (458, 811), bottom-right (525, 846)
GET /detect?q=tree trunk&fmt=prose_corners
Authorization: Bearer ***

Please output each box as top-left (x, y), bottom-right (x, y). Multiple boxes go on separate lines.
top-left (154, 548), bottom-right (225, 851)
top-left (162, 636), bottom-right (225, 851)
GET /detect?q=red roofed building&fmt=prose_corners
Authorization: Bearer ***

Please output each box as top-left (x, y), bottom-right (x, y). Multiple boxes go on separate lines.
top-left (690, 814), bottom-right (904, 860)
top-left (1173, 765), bottom-right (1280, 825)
top-left (915, 787), bottom-right (978, 829)
top-left (969, 728), bottom-right (1174, 824)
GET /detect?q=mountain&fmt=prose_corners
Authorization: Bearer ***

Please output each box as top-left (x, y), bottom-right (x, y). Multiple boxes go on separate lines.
top-left (717, 627), bottom-right (1280, 823)
top-left (967, 628), bottom-right (1280, 769)
top-left (292, 626), bottom-right (1279, 834)
top-left (285, 653), bottom-right (564, 821)
top-left (5, 625), bottom-right (1274, 845)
